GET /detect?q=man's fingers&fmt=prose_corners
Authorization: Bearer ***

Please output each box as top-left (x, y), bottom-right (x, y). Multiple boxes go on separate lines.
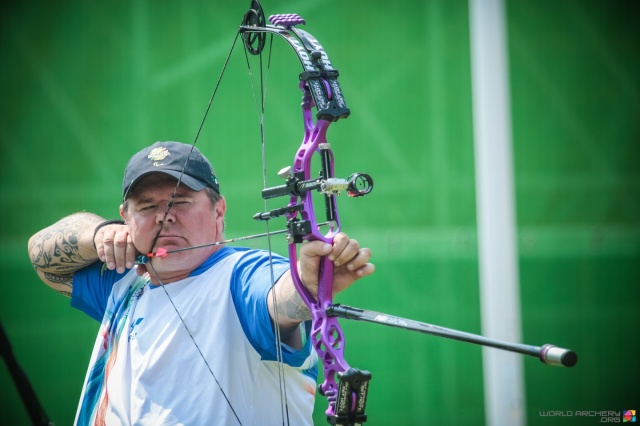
top-left (342, 246), bottom-right (372, 272)
top-left (121, 234), bottom-right (136, 271)
top-left (299, 240), bottom-right (333, 259)
top-left (299, 236), bottom-right (371, 270)
top-left (352, 259), bottom-right (375, 277)
top-left (126, 235), bottom-right (137, 270)
top-left (101, 231), bottom-right (117, 270)
top-left (95, 231), bottom-right (106, 263)
top-left (99, 225), bottom-right (133, 273)
top-left (329, 234), bottom-right (364, 268)
top-left (111, 229), bottom-right (131, 273)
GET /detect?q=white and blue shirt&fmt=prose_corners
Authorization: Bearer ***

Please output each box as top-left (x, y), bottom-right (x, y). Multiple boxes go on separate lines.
top-left (71, 246), bottom-right (317, 426)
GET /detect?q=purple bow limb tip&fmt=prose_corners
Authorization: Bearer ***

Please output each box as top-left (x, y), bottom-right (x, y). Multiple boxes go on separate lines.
top-left (269, 13), bottom-right (306, 28)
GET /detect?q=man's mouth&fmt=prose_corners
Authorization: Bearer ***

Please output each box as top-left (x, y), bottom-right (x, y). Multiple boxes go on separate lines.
top-left (155, 236), bottom-right (186, 247)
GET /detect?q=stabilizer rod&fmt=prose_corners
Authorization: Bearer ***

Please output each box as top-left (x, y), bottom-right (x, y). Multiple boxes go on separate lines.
top-left (327, 304), bottom-right (577, 368)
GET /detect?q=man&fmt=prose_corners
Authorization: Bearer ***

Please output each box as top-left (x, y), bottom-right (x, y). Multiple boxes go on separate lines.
top-left (28, 141), bottom-right (374, 425)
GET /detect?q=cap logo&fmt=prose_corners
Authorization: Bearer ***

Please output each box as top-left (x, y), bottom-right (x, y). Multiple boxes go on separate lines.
top-left (147, 147), bottom-right (170, 166)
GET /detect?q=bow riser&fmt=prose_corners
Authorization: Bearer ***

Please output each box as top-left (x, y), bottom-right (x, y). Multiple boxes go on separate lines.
top-left (286, 90), bottom-right (350, 414)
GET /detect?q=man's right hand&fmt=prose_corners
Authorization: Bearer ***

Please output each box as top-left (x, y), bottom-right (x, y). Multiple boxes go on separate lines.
top-left (94, 223), bottom-right (142, 275)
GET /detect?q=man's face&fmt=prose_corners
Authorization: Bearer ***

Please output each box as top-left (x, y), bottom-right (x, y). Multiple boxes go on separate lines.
top-left (120, 173), bottom-right (225, 281)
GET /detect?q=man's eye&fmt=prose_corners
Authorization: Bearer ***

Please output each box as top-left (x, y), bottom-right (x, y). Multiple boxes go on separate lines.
top-left (140, 205), bottom-right (155, 211)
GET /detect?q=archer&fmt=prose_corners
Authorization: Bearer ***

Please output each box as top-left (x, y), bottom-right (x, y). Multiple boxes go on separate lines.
top-left (27, 141), bottom-right (374, 425)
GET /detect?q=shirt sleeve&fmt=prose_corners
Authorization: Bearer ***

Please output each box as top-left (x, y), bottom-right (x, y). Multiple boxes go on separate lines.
top-left (71, 262), bottom-right (128, 322)
top-left (230, 250), bottom-right (312, 367)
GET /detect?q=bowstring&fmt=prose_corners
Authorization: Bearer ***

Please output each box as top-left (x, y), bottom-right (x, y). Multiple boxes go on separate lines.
top-left (146, 262), bottom-right (243, 425)
top-left (146, 20), bottom-right (294, 426)
top-left (148, 31), bottom-right (241, 253)
top-left (243, 31), bottom-right (291, 425)
top-left (143, 31), bottom-right (244, 425)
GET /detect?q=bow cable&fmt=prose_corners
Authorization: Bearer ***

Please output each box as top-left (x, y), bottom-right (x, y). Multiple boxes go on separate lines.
top-left (242, 26), bottom-right (292, 424)
top-left (259, 42), bottom-right (294, 426)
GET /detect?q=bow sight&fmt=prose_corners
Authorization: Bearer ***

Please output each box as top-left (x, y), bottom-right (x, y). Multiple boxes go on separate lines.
top-left (254, 163), bottom-right (374, 245)
top-left (256, 165), bottom-right (373, 215)
top-left (261, 166), bottom-right (373, 200)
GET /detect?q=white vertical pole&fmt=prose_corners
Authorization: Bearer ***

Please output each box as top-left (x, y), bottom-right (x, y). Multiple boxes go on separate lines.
top-left (468, 1), bottom-right (526, 425)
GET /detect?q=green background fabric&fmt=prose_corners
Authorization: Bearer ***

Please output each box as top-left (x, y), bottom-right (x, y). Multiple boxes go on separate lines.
top-left (1, 0), bottom-right (638, 424)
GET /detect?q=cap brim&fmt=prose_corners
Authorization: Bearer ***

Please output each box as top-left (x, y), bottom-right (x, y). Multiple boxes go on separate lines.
top-left (123, 170), bottom-right (208, 200)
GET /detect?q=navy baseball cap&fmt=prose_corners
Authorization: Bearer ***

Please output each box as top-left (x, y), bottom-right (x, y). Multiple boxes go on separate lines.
top-left (122, 141), bottom-right (220, 200)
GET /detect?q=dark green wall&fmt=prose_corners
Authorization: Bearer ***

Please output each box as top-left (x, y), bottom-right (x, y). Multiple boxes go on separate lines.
top-left (1, 0), bottom-right (637, 424)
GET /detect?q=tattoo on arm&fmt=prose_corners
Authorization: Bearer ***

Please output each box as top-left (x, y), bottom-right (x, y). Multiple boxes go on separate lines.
top-left (43, 272), bottom-right (73, 297)
top-left (30, 215), bottom-right (98, 272)
top-left (29, 213), bottom-right (102, 294)
top-left (274, 282), bottom-right (311, 323)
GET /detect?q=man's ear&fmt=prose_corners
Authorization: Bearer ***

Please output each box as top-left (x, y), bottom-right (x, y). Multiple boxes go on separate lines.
top-left (214, 196), bottom-right (227, 231)
top-left (119, 204), bottom-right (126, 221)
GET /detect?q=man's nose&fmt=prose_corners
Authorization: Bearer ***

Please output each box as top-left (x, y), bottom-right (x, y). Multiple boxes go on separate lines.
top-left (155, 202), bottom-right (176, 223)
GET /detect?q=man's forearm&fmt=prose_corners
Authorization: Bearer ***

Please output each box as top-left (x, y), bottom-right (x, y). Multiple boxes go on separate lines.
top-left (268, 270), bottom-right (312, 326)
top-left (28, 212), bottom-right (105, 291)
top-left (266, 270), bottom-right (313, 350)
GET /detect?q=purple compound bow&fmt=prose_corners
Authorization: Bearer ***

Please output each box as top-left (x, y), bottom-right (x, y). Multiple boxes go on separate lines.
top-left (241, 3), bottom-right (374, 424)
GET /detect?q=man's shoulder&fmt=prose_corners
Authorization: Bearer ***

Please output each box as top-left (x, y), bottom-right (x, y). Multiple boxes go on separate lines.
top-left (192, 246), bottom-right (280, 274)
top-left (190, 246), bottom-right (251, 276)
